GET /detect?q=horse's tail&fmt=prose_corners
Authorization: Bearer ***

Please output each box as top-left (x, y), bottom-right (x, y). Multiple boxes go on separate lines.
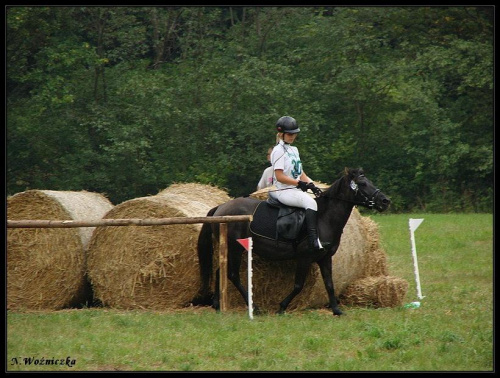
top-left (191, 205), bottom-right (218, 306)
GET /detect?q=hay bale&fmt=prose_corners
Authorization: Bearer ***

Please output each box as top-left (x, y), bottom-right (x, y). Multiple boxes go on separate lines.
top-left (158, 182), bottom-right (231, 204)
top-left (358, 215), bottom-right (389, 277)
top-left (7, 190), bottom-right (113, 310)
top-left (87, 184), bottom-right (231, 310)
top-left (340, 276), bottom-right (409, 307)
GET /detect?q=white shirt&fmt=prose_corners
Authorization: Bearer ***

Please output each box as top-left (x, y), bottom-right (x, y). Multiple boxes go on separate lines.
top-left (257, 166), bottom-right (274, 190)
top-left (271, 140), bottom-right (302, 190)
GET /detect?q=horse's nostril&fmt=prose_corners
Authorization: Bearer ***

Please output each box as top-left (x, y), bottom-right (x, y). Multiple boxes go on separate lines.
top-left (383, 198), bottom-right (390, 204)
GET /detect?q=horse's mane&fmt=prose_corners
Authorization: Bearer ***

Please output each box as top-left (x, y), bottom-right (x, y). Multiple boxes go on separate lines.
top-left (321, 168), bottom-right (363, 199)
top-left (322, 175), bottom-right (346, 199)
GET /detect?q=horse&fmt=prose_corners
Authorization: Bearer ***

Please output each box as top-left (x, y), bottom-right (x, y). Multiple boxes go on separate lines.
top-left (191, 167), bottom-right (390, 316)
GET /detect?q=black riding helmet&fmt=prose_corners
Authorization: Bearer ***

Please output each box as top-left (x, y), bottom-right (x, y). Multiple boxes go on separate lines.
top-left (276, 116), bottom-right (300, 134)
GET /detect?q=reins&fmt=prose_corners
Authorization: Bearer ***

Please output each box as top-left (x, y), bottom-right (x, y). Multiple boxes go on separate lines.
top-left (262, 176), bottom-right (382, 209)
top-left (266, 186), bottom-right (324, 198)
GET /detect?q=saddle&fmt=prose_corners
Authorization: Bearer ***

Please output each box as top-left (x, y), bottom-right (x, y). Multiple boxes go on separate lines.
top-left (249, 197), bottom-right (307, 243)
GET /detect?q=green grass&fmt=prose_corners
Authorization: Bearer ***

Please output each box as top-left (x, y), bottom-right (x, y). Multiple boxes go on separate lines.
top-left (7, 213), bottom-right (493, 372)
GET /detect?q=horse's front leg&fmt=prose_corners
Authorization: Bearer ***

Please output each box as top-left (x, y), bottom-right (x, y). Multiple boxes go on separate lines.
top-left (278, 262), bottom-right (310, 314)
top-left (318, 255), bottom-right (343, 316)
top-left (227, 251), bottom-right (261, 315)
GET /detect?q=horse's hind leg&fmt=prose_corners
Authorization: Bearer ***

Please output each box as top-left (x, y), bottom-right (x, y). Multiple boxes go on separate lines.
top-left (192, 218), bottom-right (217, 307)
top-left (278, 262), bottom-right (310, 314)
top-left (212, 268), bottom-right (221, 311)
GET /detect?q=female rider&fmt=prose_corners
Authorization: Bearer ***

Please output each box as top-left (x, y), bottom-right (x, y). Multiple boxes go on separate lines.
top-left (269, 116), bottom-right (324, 252)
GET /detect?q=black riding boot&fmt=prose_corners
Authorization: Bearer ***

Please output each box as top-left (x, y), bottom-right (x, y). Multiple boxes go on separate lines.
top-left (305, 209), bottom-right (323, 252)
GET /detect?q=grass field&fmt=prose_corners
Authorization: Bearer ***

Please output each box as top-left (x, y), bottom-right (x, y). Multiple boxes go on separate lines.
top-left (6, 213), bottom-right (493, 372)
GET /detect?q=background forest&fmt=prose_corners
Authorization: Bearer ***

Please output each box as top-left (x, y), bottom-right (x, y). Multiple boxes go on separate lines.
top-left (6, 6), bottom-right (494, 212)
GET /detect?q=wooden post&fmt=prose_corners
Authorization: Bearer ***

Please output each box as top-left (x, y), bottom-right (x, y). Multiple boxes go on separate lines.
top-left (219, 222), bottom-right (228, 312)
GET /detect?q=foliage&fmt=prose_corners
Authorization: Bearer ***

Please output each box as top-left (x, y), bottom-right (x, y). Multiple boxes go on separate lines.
top-left (6, 6), bottom-right (493, 210)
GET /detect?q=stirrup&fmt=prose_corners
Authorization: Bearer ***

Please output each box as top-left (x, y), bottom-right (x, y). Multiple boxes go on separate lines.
top-left (317, 238), bottom-right (324, 250)
top-left (309, 238), bottom-right (324, 252)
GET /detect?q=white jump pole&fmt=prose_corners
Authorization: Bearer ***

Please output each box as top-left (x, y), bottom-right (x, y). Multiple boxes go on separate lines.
top-left (409, 218), bottom-right (425, 301)
top-left (247, 237), bottom-right (254, 320)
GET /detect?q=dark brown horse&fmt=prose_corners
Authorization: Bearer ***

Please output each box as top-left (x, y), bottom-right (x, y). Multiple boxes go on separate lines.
top-left (191, 168), bottom-right (390, 316)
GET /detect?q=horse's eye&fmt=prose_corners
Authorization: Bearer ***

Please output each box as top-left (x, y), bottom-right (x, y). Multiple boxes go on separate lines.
top-left (358, 182), bottom-right (367, 187)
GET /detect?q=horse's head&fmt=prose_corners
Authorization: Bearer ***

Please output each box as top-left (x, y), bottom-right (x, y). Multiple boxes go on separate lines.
top-left (342, 168), bottom-right (391, 211)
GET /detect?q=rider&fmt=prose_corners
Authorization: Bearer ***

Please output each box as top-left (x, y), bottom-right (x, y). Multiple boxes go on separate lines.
top-left (257, 147), bottom-right (274, 190)
top-left (269, 116), bottom-right (324, 252)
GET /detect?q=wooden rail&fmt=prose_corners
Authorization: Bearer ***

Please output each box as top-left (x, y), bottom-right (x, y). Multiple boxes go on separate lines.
top-left (7, 215), bottom-right (253, 312)
top-left (6, 215), bottom-right (252, 228)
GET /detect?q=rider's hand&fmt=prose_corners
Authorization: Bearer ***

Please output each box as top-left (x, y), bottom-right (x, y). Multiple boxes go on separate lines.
top-left (306, 182), bottom-right (316, 190)
top-left (307, 182), bottom-right (323, 197)
top-left (296, 180), bottom-right (308, 192)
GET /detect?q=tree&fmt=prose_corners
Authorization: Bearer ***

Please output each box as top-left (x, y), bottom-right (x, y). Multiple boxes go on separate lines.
top-left (6, 6), bottom-right (493, 211)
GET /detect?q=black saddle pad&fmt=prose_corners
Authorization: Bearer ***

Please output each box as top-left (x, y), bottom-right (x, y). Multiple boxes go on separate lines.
top-left (250, 201), bottom-right (307, 243)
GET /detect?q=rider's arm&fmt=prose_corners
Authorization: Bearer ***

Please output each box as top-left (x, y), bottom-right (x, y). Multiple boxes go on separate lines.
top-left (275, 169), bottom-right (312, 186)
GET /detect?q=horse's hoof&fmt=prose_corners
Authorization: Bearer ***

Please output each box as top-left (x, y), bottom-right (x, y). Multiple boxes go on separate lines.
top-left (333, 308), bottom-right (344, 316)
top-left (191, 295), bottom-right (213, 307)
top-left (253, 306), bottom-right (261, 315)
top-left (276, 306), bottom-right (286, 315)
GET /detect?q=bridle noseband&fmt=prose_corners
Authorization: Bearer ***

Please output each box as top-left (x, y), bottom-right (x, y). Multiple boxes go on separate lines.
top-left (357, 187), bottom-right (381, 209)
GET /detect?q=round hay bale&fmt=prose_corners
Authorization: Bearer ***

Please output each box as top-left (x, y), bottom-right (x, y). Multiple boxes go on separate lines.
top-left (87, 184), bottom-right (231, 310)
top-left (158, 182), bottom-right (231, 204)
top-left (339, 276), bottom-right (409, 308)
top-left (7, 190), bottom-right (113, 310)
top-left (358, 215), bottom-right (389, 277)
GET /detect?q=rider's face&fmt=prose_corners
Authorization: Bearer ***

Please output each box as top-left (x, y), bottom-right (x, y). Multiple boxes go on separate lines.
top-left (283, 133), bottom-right (298, 143)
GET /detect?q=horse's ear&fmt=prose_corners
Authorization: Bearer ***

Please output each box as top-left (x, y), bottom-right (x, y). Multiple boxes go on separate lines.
top-left (344, 167), bottom-right (356, 180)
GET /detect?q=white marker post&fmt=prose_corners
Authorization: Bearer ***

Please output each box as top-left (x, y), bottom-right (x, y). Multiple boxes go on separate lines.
top-left (247, 237), bottom-right (253, 320)
top-left (409, 218), bottom-right (425, 300)
top-left (237, 237), bottom-right (254, 320)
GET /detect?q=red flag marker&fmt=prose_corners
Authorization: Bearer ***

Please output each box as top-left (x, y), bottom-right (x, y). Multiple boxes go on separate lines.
top-left (237, 238), bottom-right (250, 251)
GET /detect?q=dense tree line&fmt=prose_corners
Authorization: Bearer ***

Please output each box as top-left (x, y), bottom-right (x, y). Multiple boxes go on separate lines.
top-left (6, 6), bottom-right (493, 212)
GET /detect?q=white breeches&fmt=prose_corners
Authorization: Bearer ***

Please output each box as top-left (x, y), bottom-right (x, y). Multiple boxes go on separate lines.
top-left (269, 188), bottom-right (318, 211)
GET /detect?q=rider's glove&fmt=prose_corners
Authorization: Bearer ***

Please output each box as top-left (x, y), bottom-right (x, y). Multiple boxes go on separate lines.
top-left (306, 182), bottom-right (323, 197)
top-left (296, 180), bottom-right (308, 192)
